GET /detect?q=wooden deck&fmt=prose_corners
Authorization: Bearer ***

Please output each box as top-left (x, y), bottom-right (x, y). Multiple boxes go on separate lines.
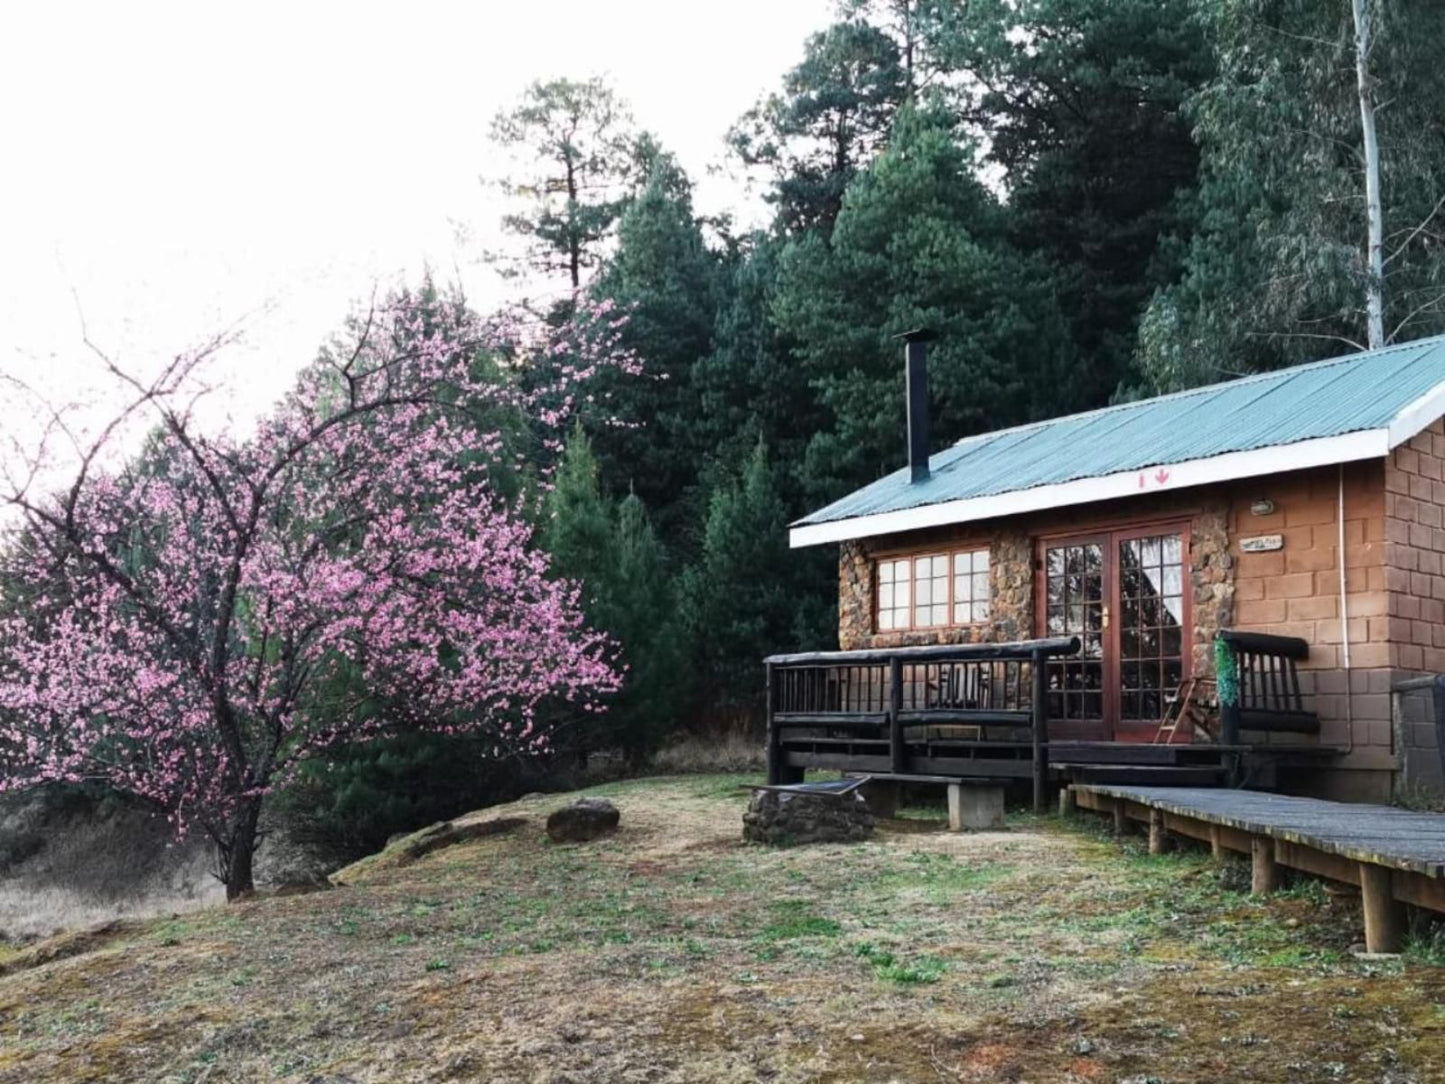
top-left (1071, 784), bottom-right (1445, 951)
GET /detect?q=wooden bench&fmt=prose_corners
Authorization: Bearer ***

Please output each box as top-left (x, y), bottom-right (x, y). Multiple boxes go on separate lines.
top-left (847, 772), bottom-right (1006, 831)
top-left (1216, 629), bottom-right (1320, 742)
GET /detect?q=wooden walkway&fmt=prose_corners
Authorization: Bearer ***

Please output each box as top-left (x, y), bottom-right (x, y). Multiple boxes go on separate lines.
top-left (1069, 784), bottom-right (1445, 952)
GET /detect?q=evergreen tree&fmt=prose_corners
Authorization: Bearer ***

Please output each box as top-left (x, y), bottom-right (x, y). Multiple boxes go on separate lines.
top-left (544, 430), bottom-right (686, 761)
top-left (774, 104), bottom-right (1073, 499)
top-left (586, 150), bottom-right (721, 535)
top-left (682, 444), bottom-right (827, 730)
top-left (489, 76), bottom-right (638, 297)
top-left (948, 0), bottom-right (1212, 404)
top-left (694, 235), bottom-right (824, 488)
top-left (730, 20), bottom-right (906, 234)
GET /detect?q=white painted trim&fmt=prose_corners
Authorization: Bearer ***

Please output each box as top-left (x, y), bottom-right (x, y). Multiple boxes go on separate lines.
top-left (789, 429), bottom-right (1390, 548)
top-left (1387, 379), bottom-right (1445, 449)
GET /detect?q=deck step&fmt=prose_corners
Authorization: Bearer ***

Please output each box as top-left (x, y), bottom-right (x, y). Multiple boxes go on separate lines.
top-left (1064, 765), bottom-right (1227, 787)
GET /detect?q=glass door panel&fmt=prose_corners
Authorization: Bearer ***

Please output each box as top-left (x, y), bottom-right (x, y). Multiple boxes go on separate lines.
top-left (1116, 531), bottom-right (1187, 734)
top-left (1043, 540), bottom-right (1107, 734)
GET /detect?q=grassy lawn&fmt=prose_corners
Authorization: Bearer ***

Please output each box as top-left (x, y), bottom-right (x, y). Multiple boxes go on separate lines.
top-left (2, 774), bottom-right (1445, 1082)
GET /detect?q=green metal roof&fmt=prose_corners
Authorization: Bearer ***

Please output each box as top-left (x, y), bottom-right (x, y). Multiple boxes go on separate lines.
top-left (794, 334), bottom-right (1445, 542)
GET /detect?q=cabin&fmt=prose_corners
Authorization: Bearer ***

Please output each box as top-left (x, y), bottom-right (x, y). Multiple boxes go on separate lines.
top-left (772, 332), bottom-right (1445, 804)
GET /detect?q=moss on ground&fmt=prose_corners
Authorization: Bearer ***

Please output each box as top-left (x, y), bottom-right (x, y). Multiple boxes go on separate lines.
top-left (0, 774), bottom-right (1442, 1082)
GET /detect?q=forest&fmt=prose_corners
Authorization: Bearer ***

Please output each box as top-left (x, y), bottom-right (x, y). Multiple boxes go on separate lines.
top-left (4, 0), bottom-right (1445, 886)
top-left (512, 0), bottom-right (1445, 750)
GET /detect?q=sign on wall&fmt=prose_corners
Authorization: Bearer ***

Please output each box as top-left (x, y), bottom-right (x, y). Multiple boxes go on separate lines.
top-left (1239, 535), bottom-right (1284, 553)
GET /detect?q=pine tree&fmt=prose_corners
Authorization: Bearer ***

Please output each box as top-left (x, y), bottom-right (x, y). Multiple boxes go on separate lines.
top-left (586, 150), bottom-right (721, 535)
top-left (682, 444), bottom-right (829, 730)
top-left (544, 430), bottom-right (686, 761)
top-left (774, 103), bottom-right (1073, 500)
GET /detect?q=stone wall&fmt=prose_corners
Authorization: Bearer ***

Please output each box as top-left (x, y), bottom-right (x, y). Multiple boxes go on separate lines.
top-left (838, 526), bottom-right (1031, 651)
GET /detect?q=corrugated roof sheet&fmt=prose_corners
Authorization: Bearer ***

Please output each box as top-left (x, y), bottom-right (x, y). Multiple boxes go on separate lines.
top-left (797, 334), bottom-right (1445, 527)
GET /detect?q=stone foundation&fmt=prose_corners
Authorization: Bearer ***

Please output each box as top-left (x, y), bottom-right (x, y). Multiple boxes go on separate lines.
top-left (742, 789), bottom-right (875, 845)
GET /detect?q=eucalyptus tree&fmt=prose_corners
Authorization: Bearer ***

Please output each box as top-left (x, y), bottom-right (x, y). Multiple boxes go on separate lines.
top-left (1138, 0), bottom-right (1445, 389)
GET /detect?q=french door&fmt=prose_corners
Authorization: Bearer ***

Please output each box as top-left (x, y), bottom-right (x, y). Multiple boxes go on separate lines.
top-left (1038, 526), bottom-right (1189, 742)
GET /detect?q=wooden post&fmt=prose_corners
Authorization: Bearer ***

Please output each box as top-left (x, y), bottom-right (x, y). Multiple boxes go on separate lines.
top-left (1031, 650), bottom-right (1049, 814)
top-left (765, 662), bottom-right (780, 785)
top-left (1058, 785), bottom-right (1076, 817)
top-left (1251, 837), bottom-right (1279, 894)
top-left (888, 656), bottom-right (905, 774)
top-left (1210, 825), bottom-right (1224, 862)
top-left (1359, 863), bottom-right (1405, 953)
top-left (1112, 798), bottom-right (1128, 835)
top-left (1148, 809), bottom-right (1168, 855)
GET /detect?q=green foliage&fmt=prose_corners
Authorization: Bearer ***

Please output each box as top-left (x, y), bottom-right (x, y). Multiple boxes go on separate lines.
top-left (586, 151), bottom-right (721, 529)
top-left (853, 941), bottom-right (947, 984)
top-left (955, 0), bottom-right (1213, 403)
top-left (544, 430), bottom-right (687, 761)
top-left (278, 733), bottom-right (508, 859)
top-left (490, 76), bottom-right (638, 291)
top-left (681, 443), bottom-right (832, 728)
top-left (1137, 0), bottom-right (1445, 390)
top-left (774, 103), bottom-right (1074, 498)
top-left (730, 19), bottom-right (906, 234)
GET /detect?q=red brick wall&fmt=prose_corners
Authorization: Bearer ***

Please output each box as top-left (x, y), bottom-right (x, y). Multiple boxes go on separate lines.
top-left (1383, 418), bottom-right (1445, 794)
top-left (1224, 461), bottom-right (1391, 765)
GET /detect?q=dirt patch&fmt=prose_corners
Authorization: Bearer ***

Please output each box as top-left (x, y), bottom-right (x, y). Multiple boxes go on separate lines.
top-left (0, 774), bottom-right (1442, 1082)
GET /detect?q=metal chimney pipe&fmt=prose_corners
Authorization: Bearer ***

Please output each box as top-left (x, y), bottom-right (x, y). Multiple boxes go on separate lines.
top-left (901, 328), bottom-right (935, 484)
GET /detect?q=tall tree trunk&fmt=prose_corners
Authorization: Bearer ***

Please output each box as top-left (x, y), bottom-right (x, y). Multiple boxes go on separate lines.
top-left (220, 798), bottom-right (263, 901)
top-left (1352, 0), bottom-right (1386, 349)
top-left (565, 152), bottom-right (582, 290)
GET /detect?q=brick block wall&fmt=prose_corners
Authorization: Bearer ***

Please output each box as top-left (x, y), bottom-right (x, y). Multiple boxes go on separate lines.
top-left (1224, 461), bottom-right (1391, 759)
top-left (1383, 418), bottom-right (1445, 794)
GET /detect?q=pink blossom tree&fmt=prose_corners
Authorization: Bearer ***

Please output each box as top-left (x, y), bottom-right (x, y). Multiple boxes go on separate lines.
top-left (0, 289), bottom-right (632, 898)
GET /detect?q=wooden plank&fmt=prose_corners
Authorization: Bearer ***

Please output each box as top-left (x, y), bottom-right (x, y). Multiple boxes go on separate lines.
top-left (1073, 784), bottom-right (1445, 920)
top-left (765, 637), bottom-right (1080, 666)
top-left (1072, 785), bottom-right (1445, 877)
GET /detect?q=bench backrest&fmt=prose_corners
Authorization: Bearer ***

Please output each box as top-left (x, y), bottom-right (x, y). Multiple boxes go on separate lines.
top-left (1216, 629), bottom-right (1318, 735)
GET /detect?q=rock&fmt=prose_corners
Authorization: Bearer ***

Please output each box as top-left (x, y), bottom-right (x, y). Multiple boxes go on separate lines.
top-left (329, 815), bottom-right (529, 885)
top-left (742, 789), bottom-right (874, 845)
top-left (546, 798), bottom-right (620, 843)
top-left (272, 876), bottom-right (336, 898)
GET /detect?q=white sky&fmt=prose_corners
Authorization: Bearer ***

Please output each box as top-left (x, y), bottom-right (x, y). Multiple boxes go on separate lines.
top-left (0, 0), bottom-right (833, 453)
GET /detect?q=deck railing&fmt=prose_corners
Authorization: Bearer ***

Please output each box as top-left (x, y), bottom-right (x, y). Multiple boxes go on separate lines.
top-left (763, 637), bottom-right (1080, 811)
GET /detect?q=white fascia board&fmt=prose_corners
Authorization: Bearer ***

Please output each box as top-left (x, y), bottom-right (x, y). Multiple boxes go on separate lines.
top-left (789, 428), bottom-right (1389, 549)
top-left (1387, 380), bottom-right (1445, 449)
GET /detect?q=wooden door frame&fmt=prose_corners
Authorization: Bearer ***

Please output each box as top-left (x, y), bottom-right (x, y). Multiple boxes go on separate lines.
top-left (1034, 519), bottom-right (1193, 741)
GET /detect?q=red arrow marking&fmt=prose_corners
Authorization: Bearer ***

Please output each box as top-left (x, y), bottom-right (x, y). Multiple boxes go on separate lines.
top-left (1154, 468), bottom-right (1171, 485)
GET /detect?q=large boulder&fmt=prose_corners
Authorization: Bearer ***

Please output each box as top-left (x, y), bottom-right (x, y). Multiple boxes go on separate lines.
top-left (546, 798), bottom-right (621, 843)
top-left (743, 788), bottom-right (875, 846)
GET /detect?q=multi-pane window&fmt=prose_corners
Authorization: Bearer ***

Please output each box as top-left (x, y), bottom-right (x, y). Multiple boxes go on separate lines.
top-left (876, 548), bottom-right (990, 631)
top-left (877, 558), bottom-right (912, 631)
top-left (1119, 533), bottom-right (1185, 721)
top-left (953, 549), bottom-right (990, 624)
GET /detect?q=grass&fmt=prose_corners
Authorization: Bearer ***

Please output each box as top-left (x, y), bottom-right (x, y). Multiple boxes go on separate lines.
top-left (0, 773), bottom-right (1443, 1082)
